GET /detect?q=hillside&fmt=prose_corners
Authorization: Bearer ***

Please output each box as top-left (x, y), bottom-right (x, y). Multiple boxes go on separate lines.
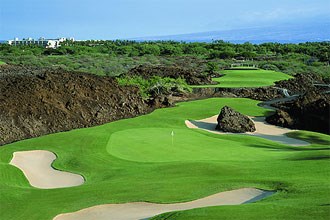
top-left (0, 65), bottom-right (151, 145)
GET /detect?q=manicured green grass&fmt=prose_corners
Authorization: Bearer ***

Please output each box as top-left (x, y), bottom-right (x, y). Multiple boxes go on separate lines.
top-left (226, 67), bottom-right (259, 70)
top-left (0, 98), bottom-right (329, 220)
top-left (194, 69), bottom-right (292, 88)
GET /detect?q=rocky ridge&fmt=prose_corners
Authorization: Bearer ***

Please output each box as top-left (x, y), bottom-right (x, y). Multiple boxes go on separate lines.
top-left (263, 73), bottom-right (330, 134)
top-left (0, 65), bottom-right (153, 145)
top-left (266, 89), bottom-right (330, 134)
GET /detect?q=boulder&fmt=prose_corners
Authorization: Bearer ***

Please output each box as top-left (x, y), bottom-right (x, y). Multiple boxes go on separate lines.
top-left (265, 110), bottom-right (295, 128)
top-left (215, 106), bottom-right (256, 133)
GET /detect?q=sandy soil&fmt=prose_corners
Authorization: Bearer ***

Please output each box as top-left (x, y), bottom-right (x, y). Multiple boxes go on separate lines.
top-left (53, 188), bottom-right (273, 220)
top-left (10, 150), bottom-right (84, 189)
top-left (185, 115), bottom-right (309, 146)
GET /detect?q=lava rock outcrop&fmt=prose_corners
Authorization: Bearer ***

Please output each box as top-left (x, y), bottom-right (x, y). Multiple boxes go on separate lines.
top-left (266, 90), bottom-right (330, 134)
top-left (0, 65), bottom-right (152, 146)
top-left (274, 73), bottom-right (326, 94)
top-left (216, 106), bottom-right (256, 133)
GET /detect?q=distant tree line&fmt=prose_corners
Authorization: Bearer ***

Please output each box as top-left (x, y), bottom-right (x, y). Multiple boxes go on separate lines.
top-left (1, 40), bottom-right (329, 62)
top-left (0, 40), bottom-right (329, 78)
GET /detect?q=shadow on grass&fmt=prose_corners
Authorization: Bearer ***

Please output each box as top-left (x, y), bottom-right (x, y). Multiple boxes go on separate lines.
top-left (287, 152), bottom-right (330, 161)
top-left (292, 155), bottom-right (330, 161)
top-left (247, 143), bottom-right (330, 152)
top-left (287, 132), bottom-right (330, 146)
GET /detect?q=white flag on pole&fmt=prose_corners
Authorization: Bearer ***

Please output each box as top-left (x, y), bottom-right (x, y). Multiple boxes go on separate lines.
top-left (171, 131), bottom-right (174, 146)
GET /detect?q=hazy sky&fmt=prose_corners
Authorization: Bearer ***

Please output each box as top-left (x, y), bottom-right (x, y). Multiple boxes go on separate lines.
top-left (1, 0), bottom-right (329, 40)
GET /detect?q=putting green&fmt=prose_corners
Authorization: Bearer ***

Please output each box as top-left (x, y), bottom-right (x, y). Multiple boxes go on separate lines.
top-left (0, 98), bottom-right (329, 220)
top-left (194, 69), bottom-right (292, 88)
top-left (108, 128), bottom-right (287, 163)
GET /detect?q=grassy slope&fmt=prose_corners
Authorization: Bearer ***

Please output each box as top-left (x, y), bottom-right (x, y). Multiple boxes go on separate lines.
top-left (0, 98), bottom-right (329, 220)
top-left (0, 60), bottom-right (5, 65)
top-left (194, 69), bottom-right (292, 88)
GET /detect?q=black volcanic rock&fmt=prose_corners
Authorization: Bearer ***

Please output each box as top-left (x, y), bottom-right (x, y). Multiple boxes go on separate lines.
top-left (0, 65), bottom-right (154, 146)
top-left (274, 73), bottom-right (326, 94)
top-left (216, 106), bottom-right (256, 133)
top-left (266, 90), bottom-right (330, 134)
top-left (266, 110), bottom-right (295, 128)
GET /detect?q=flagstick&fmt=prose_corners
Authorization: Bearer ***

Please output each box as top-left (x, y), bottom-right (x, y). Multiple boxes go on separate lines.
top-left (171, 131), bottom-right (174, 146)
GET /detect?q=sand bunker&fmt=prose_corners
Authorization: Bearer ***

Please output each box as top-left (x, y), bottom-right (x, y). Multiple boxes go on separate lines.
top-left (10, 150), bottom-right (84, 189)
top-left (185, 115), bottom-right (309, 146)
top-left (53, 188), bottom-right (273, 220)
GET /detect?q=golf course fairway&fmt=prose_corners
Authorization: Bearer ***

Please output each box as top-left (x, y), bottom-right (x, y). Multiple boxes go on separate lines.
top-left (0, 98), bottom-right (329, 220)
top-left (194, 69), bottom-right (292, 88)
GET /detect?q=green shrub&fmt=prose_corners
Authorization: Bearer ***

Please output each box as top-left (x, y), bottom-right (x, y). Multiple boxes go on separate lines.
top-left (117, 76), bottom-right (192, 98)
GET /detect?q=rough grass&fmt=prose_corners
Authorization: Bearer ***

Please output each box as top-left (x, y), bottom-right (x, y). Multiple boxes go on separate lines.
top-left (0, 98), bottom-right (329, 220)
top-left (194, 69), bottom-right (292, 88)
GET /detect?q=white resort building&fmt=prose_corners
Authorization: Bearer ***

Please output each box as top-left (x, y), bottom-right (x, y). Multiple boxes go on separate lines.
top-left (7, 37), bottom-right (74, 48)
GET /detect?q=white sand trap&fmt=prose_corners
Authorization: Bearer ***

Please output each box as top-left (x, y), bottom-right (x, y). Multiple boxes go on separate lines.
top-left (53, 188), bottom-right (274, 220)
top-left (185, 115), bottom-right (309, 146)
top-left (10, 150), bottom-right (84, 189)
